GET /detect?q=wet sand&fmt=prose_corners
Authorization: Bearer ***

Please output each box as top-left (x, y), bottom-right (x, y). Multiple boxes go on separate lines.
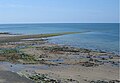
top-left (0, 71), bottom-right (34, 83)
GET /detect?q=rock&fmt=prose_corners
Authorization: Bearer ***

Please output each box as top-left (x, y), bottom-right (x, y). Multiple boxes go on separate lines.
top-left (81, 62), bottom-right (99, 67)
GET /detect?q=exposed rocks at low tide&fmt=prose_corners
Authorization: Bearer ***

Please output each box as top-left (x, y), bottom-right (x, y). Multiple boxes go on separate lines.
top-left (0, 34), bottom-right (119, 83)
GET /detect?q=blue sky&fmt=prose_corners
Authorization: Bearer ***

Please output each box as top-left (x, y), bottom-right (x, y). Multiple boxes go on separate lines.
top-left (0, 0), bottom-right (119, 23)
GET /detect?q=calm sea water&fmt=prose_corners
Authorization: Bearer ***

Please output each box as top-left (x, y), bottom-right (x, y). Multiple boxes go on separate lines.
top-left (0, 23), bottom-right (119, 54)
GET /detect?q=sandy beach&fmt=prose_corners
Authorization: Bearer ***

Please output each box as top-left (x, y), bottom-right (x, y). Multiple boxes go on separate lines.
top-left (0, 33), bottom-right (119, 83)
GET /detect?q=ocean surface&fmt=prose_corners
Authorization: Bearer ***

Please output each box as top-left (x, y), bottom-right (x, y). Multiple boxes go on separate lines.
top-left (0, 23), bottom-right (119, 54)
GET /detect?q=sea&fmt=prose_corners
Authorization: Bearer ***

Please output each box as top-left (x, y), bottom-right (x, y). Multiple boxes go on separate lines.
top-left (0, 23), bottom-right (119, 54)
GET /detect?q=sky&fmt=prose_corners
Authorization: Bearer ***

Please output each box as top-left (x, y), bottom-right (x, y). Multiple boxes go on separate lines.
top-left (0, 0), bottom-right (119, 23)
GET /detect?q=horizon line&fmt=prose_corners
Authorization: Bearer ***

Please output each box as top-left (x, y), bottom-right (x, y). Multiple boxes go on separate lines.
top-left (0, 22), bottom-right (119, 25)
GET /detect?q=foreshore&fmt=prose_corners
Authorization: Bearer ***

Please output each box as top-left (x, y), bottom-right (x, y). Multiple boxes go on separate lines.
top-left (0, 32), bottom-right (119, 83)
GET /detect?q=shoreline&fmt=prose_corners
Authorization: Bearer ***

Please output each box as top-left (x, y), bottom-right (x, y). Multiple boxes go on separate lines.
top-left (0, 32), bottom-right (119, 83)
top-left (0, 32), bottom-right (80, 43)
top-left (0, 32), bottom-right (118, 55)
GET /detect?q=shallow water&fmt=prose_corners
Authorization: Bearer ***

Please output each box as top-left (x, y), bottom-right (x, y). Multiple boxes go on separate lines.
top-left (48, 59), bottom-right (64, 63)
top-left (0, 62), bottom-right (48, 72)
top-left (0, 23), bottom-right (119, 54)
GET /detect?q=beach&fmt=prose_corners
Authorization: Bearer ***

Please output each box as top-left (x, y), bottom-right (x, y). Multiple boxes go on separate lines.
top-left (0, 32), bottom-right (119, 83)
top-left (0, 0), bottom-right (119, 82)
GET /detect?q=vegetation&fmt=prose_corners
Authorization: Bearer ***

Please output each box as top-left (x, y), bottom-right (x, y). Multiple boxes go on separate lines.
top-left (37, 45), bottom-right (93, 53)
top-left (29, 74), bottom-right (58, 83)
top-left (0, 49), bottom-right (36, 63)
top-left (0, 32), bottom-right (80, 43)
